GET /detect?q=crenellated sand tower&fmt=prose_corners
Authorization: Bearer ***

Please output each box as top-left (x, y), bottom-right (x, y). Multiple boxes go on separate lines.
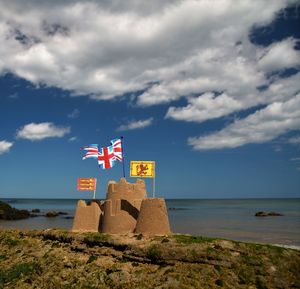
top-left (72, 200), bottom-right (102, 232)
top-left (72, 178), bottom-right (171, 235)
top-left (101, 178), bottom-right (147, 233)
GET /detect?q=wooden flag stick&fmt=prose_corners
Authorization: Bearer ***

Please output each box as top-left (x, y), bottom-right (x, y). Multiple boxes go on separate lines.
top-left (153, 176), bottom-right (156, 198)
top-left (120, 136), bottom-right (126, 178)
top-left (153, 164), bottom-right (156, 198)
top-left (93, 178), bottom-right (97, 199)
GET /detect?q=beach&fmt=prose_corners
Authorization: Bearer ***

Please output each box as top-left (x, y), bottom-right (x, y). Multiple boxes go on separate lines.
top-left (1, 198), bottom-right (300, 288)
top-left (0, 229), bottom-right (300, 289)
top-left (1, 198), bottom-right (299, 246)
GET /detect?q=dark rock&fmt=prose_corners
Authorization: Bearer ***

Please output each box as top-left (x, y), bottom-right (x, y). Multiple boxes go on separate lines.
top-left (58, 211), bottom-right (68, 215)
top-left (255, 211), bottom-right (284, 217)
top-left (32, 209), bottom-right (40, 213)
top-left (63, 261), bottom-right (73, 268)
top-left (268, 211), bottom-right (283, 216)
top-left (46, 211), bottom-right (59, 217)
top-left (0, 200), bottom-right (30, 220)
top-left (255, 211), bottom-right (268, 217)
top-left (64, 216), bottom-right (74, 219)
top-left (215, 279), bottom-right (224, 287)
top-left (30, 214), bottom-right (39, 218)
top-left (168, 207), bottom-right (188, 211)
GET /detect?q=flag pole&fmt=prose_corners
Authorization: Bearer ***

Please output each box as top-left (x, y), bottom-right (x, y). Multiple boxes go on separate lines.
top-left (120, 136), bottom-right (126, 178)
top-left (93, 178), bottom-right (97, 199)
top-left (153, 176), bottom-right (156, 198)
top-left (152, 163), bottom-right (156, 198)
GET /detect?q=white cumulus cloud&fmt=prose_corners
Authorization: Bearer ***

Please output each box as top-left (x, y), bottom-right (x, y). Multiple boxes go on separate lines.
top-left (166, 72), bottom-right (300, 123)
top-left (117, 118), bottom-right (153, 131)
top-left (166, 92), bottom-right (244, 122)
top-left (16, 122), bottom-right (70, 141)
top-left (0, 0), bottom-right (299, 149)
top-left (0, 0), bottom-right (296, 102)
top-left (257, 38), bottom-right (300, 73)
top-left (188, 93), bottom-right (300, 150)
top-left (0, 140), bottom-right (13, 154)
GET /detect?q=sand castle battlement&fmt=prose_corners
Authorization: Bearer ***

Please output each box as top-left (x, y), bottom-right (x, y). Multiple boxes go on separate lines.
top-left (106, 178), bottom-right (147, 200)
top-left (72, 200), bottom-right (102, 232)
top-left (72, 178), bottom-right (171, 235)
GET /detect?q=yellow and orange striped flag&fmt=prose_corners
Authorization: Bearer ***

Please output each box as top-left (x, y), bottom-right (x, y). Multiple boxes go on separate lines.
top-left (77, 178), bottom-right (96, 191)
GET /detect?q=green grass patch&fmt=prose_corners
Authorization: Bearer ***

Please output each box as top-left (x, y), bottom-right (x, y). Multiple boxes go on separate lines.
top-left (146, 245), bottom-right (162, 263)
top-left (235, 267), bottom-right (255, 285)
top-left (173, 234), bottom-right (215, 244)
top-left (215, 279), bottom-right (224, 287)
top-left (214, 265), bottom-right (221, 272)
top-left (241, 254), bottom-right (263, 266)
top-left (87, 255), bottom-right (97, 264)
top-left (41, 230), bottom-right (74, 244)
top-left (206, 247), bottom-right (216, 254)
top-left (266, 244), bottom-right (284, 254)
top-left (0, 262), bottom-right (41, 287)
top-left (83, 232), bottom-right (110, 246)
top-left (1, 236), bottom-right (20, 246)
top-left (255, 276), bottom-right (268, 289)
top-left (248, 243), bottom-right (284, 254)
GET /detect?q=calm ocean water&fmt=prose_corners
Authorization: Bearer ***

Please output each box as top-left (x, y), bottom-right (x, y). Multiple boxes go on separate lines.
top-left (1, 198), bottom-right (299, 246)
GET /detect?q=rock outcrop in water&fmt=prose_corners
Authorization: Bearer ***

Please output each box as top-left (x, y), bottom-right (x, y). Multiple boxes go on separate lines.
top-left (255, 211), bottom-right (284, 217)
top-left (0, 200), bottom-right (30, 220)
top-left (45, 211), bottom-right (59, 218)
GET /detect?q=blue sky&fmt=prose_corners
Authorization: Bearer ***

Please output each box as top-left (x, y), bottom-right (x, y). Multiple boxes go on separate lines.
top-left (0, 0), bottom-right (300, 199)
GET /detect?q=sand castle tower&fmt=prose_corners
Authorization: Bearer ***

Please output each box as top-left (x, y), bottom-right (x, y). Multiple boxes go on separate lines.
top-left (101, 178), bottom-right (147, 234)
top-left (135, 198), bottom-right (171, 235)
top-left (72, 200), bottom-right (102, 232)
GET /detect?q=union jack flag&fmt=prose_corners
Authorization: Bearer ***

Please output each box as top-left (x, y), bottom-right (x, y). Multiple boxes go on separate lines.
top-left (82, 138), bottom-right (123, 170)
top-left (98, 145), bottom-right (116, 169)
top-left (82, 144), bottom-right (98, 160)
top-left (111, 138), bottom-right (123, 162)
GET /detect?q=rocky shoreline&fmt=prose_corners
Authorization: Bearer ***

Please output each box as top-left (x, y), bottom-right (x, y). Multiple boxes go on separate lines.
top-left (0, 201), bottom-right (72, 221)
top-left (0, 229), bottom-right (299, 288)
top-left (0, 200), bottom-right (31, 220)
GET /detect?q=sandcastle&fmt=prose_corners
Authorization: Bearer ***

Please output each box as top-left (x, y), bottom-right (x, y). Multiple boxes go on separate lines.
top-left (72, 178), bottom-right (171, 235)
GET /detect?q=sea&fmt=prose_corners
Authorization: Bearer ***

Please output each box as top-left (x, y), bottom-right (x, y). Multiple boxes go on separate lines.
top-left (1, 198), bottom-right (299, 247)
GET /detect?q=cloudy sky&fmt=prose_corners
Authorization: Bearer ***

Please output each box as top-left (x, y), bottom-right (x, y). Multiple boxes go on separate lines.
top-left (0, 0), bottom-right (299, 199)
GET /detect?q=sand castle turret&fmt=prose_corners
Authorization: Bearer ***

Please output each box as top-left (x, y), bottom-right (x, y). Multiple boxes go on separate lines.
top-left (101, 178), bottom-right (147, 234)
top-left (72, 178), bottom-right (171, 235)
top-left (135, 198), bottom-right (171, 235)
top-left (72, 200), bottom-right (102, 232)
